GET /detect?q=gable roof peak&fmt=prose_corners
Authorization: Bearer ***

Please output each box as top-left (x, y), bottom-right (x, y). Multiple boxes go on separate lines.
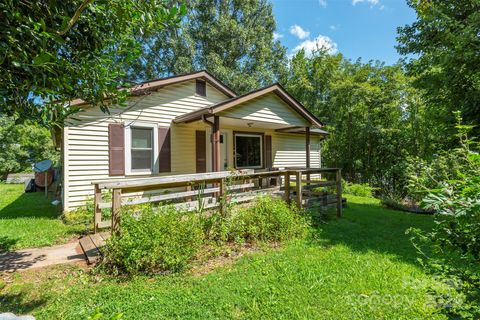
top-left (174, 82), bottom-right (324, 128)
top-left (69, 70), bottom-right (237, 107)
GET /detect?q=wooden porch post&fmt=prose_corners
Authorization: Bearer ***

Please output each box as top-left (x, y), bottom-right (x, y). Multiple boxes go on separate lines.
top-left (219, 177), bottom-right (226, 216)
top-left (284, 171), bottom-right (291, 204)
top-left (295, 170), bottom-right (302, 208)
top-left (112, 188), bottom-right (122, 234)
top-left (94, 184), bottom-right (101, 233)
top-left (212, 115), bottom-right (221, 172)
top-left (305, 127), bottom-right (311, 186)
top-left (336, 169), bottom-right (343, 217)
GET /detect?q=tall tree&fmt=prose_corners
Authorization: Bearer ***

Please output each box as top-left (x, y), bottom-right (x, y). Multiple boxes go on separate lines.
top-left (397, 0), bottom-right (480, 138)
top-left (0, 0), bottom-right (185, 128)
top-left (128, 0), bottom-right (287, 94)
top-left (0, 116), bottom-right (58, 178)
top-left (283, 50), bottom-right (437, 196)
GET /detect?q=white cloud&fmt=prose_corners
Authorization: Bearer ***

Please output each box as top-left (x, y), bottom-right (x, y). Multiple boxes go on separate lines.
top-left (292, 35), bottom-right (338, 56)
top-left (329, 24), bottom-right (339, 31)
top-left (319, 0), bottom-right (327, 8)
top-left (273, 32), bottom-right (283, 41)
top-left (289, 25), bottom-right (310, 40)
top-left (352, 0), bottom-right (379, 5)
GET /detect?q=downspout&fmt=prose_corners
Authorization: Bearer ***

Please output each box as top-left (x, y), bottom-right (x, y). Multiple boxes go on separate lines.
top-left (202, 114), bottom-right (214, 127)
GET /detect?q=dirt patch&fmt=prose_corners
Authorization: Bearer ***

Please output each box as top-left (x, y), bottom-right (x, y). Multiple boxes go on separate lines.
top-left (189, 243), bottom-right (280, 276)
top-left (1, 263), bottom-right (88, 288)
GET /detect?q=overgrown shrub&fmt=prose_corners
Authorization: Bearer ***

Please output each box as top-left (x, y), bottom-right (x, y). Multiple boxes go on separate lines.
top-left (227, 196), bottom-right (309, 244)
top-left (63, 193), bottom-right (112, 226)
top-left (408, 120), bottom-right (480, 318)
top-left (342, 180), bottom-right (376, 198)
top-left (102, 205), bottom-right (203, 275)
top-left (100, 194), bottom-right (310, 275)
top-left (62, 204), bottom-right (93, 226)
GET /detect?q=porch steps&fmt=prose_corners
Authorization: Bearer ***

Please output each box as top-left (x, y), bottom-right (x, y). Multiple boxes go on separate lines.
top-left (79, 232), bottom-right (111, 264)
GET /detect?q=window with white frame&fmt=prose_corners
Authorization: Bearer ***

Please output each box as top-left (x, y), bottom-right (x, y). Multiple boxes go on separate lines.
top-left (125, 123), bottom-right (158, 174)
top-left (234, 133), bottom-right (263, 169)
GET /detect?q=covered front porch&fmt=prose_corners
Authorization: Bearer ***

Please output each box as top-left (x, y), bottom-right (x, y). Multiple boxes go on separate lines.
top-left (172, 83), bottom-right (328, 174)
top-left (83, 167), bottom-right (342, 263)
top-left (91, 167), bottom-right (343, 235)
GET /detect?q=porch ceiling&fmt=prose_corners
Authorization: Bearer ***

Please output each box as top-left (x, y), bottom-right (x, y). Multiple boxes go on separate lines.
top-left (218, 116), bottom-right (291, 130)
top-left (183, 116), bottom-right (329, 136)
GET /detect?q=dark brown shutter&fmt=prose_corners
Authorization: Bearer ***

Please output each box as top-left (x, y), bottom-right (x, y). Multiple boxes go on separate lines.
top-left (108, 123), bottom-right (125, 176)
top-left (158, 127), bottom-right (171, 172)
top-left (195, 130), bottom-right (206, 173)
top-left (265, 135), bottom-right (272, 169)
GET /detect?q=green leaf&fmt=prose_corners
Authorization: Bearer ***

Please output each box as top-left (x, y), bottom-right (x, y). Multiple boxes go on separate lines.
top-left (179, 4), bottom-right (187, 15)
top-left (33, 53), bottom-right (52, 65)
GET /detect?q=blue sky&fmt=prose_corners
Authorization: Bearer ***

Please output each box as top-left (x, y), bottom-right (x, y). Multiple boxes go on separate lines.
top-left (271, 0), bottom-right (416, 65)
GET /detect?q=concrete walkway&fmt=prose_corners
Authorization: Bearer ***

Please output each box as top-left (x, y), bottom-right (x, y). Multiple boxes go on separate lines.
top-left (0, 242), bottom-right (85, 272)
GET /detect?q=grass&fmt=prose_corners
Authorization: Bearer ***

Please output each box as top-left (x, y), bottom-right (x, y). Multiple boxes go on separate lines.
top-left (0, 195), bottom-right (452, 319)
top-left (0, 184), bottom-right (83, 251)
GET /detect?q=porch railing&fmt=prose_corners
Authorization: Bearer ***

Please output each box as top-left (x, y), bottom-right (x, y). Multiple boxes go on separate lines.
top-left (92, 168), bottom-right (342, 233)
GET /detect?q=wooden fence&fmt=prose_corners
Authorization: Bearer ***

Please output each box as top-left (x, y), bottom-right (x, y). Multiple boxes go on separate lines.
top-left (92, 168), bottom-right (342, 233)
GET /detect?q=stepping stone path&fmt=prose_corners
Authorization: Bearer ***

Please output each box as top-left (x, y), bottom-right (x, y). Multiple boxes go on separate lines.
top-left (0, 242), bottom-right (85, 272)
top-left (0, 313), bottom-right (35, 319)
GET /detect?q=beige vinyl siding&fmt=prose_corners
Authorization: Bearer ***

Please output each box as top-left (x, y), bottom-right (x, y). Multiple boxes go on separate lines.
top-left (63, 81), bottom-right (227, 211)
top-left (219, 93), bottom-right (309, 127)
top-left (66, 81), bottom-right (226, 127)
top-left (272, 133), bottom-right (321, 169)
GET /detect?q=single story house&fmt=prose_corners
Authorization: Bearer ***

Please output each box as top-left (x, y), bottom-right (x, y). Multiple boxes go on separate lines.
top-left (62, 70), bottom-right (328, 212)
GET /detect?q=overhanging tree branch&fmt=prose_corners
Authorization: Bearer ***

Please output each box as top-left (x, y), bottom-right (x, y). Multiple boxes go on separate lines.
top-left (57, 0), bottom-right (94, 36)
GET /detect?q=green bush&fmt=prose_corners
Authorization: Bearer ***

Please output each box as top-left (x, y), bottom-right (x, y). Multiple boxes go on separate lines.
top-left (62, 204), bottom-right (93, 226)
top-left (102, 205), bottom-right (203, 275)
top-left (342, 180), bottom-right (376, 198)
top-left (227, 196), bottom-right (309, 244)
top-left (407, 120), bottom-right (480, 318)
top-left (0, 116), bottom-right (58, 178)
top-left (101, 195), bottom-right (310, 275)
top-left (63, 193), bottom-right (112, 226)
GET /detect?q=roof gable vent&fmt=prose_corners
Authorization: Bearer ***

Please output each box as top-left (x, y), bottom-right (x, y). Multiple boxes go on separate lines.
top-left (196, 79), bottom-right (206, 96)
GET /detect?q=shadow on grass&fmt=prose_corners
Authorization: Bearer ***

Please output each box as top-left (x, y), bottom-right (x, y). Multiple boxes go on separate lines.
top-left (315, 197), bottom-right (433, 265)
top-left (0, 236), bottom-right (18, 253)
top-left (0, 190), bottom-right (59, 220)
top-left (0, 292), bottom-right (47, 315)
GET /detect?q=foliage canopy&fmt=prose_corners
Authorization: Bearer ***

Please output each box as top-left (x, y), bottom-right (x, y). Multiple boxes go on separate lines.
top-left (127, 0), bottom-right (287, 94)
top-left (0, 0), bottom-right (185, 128)
top-left (0, 116), bottom-right (57, 178)
top-left (397, 0), bottom-right (480, 139)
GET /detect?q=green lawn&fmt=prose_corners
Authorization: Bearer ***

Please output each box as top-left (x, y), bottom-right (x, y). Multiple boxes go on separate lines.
top-left (0, 184), bottom-right (83, 250)
top-left (0, 195), bottom-right (451, 319)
